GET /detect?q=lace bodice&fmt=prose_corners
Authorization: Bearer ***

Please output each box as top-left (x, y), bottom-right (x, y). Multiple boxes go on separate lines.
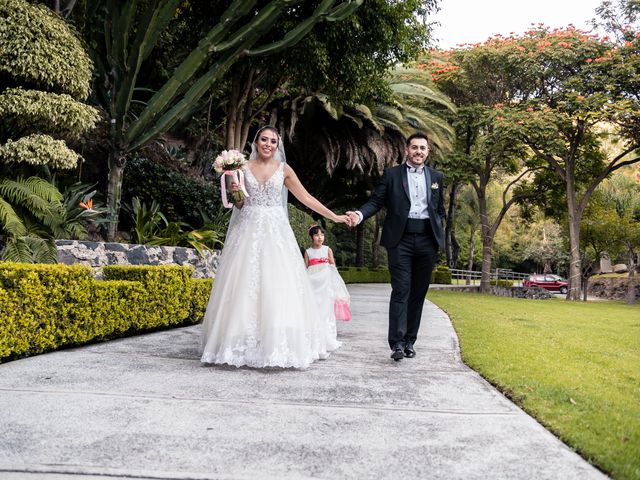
top-left (243, 163), bottom-right (285, 207)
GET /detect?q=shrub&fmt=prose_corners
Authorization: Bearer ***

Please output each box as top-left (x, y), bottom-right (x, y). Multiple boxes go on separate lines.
top-left (338, 267), bottom-right (390, 283)
top-left (0, 263), bottom-right (211, 362)
top-left (432, 265), bottom-right (452, 284)
top-left (490, 279), bottom-right (514, 287)
top-left (123, 157), bottom-right (222, 227)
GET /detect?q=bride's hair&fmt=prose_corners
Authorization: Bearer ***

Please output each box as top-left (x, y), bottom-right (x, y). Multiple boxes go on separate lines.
top-left (253, 126), bottom-right (280, 147)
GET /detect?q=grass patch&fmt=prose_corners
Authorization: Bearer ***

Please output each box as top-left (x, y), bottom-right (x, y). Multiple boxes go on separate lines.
top-left (429, 291), bottom-right (640, 480)
top-left (591, 273), bottom-right (630, 279)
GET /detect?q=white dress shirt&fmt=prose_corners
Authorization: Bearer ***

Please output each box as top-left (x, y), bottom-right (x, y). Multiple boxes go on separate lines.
top-left (354, 163), bottom-right (429, 224)
top-left (407, 165), bottom-right (429, 219)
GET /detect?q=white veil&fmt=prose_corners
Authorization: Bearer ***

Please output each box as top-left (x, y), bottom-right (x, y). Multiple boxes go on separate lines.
top-left (227, 126), bottom-right (288, 236)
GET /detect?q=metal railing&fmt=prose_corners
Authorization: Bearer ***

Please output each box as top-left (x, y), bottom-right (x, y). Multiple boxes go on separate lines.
top-left (448, 268), bottom-right (529, 286)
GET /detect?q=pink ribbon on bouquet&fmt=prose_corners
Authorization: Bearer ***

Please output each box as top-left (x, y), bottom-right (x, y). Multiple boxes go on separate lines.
top-left (220, 169), bottom-right (249, 208)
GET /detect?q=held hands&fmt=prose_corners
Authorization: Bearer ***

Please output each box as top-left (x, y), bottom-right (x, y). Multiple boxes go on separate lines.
top-left (230, 182), bottom-right (240, 193)
top-left (334, 214), bottom-right (353, 227)
top-left (333, 211), bottom-right (360, 228)
top-left (345, 211), bottom-right (360, 227)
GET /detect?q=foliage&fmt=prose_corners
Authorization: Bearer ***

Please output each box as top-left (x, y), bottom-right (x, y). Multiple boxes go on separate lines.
top-left (0, 134), bottom-right (82, 170)
top-left (122, 156), bottom-right (223, 227)
top-left (80, 0), bottom-right (362, 241)
top-left (0, 88), bottom-right (99, 138)
top-left (60, 182), bottom-right (108, 240)
top-left (431, 290), bottom-right (640, 480)
top-left (0, 0), bottom-right (93, 99)
top-left (0, 263), bottom-right (209, 362)
top-left (337, 266), bottom-right (390, 283)
top-left (281, 0), bottom-right (437, 106)
top-left (124, 197), bottom-right (168, 245)
top-left (0, 0), bottom-right (98, 259)
top-left (0, 177), bottom-right (67, 263)
top-left (155, 221), bottom-right (225, 255)
top-left (432, 265), bottom-right (452, 284)
top-left (432, 25), bottom-right (640, 298)
top-left (520, 217), bottom-right (569, 274)
top-left (427, 46), bottom-right (539, 292)
top-left (0, 0), bottom-right (96, 173)
top-left (489, 279), bottom-right (514, 287)
top-left (124, 196), bottom-right (223, 253)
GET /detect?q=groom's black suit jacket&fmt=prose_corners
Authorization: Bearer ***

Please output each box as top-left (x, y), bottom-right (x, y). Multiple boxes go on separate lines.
top-left (359, 164), bottom-right (446, 250)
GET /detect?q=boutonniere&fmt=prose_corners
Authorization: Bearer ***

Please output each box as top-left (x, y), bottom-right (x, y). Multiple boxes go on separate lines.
top-left (431, 182), bottom-right (439, 190)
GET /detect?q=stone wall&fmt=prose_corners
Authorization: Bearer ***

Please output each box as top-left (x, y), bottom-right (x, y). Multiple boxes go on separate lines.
top-left (56, 240), bottom-right (220, 278)
top-left (587, 276), bottom-right (640, 300)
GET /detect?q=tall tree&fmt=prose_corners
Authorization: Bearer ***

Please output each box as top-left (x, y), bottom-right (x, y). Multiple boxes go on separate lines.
top-left (484, 26), bottom-right (640, 299)
top-left (430, 54), bottom-right (540, 293)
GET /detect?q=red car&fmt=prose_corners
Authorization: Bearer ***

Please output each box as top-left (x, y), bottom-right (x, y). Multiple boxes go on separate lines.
top-left (523, 274), bottom-right (569, 294)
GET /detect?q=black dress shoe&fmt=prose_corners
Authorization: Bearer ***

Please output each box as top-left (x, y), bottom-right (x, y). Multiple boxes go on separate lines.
top-left (404, 343), bottom-right (416, 358)
top-left (391, 344), bottom-right (404, 361)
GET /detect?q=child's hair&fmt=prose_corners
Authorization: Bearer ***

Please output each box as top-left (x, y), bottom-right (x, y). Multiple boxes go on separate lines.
top-left (308, 224), bottom-right (323, 238)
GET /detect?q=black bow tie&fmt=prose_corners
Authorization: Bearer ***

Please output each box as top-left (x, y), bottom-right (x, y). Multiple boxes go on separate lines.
top-left (407, 164), bottom-right (424, 174)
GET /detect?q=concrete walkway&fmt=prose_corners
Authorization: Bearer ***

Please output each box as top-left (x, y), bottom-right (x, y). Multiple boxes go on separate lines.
top-left (0, 284), bottom-right (606, 480)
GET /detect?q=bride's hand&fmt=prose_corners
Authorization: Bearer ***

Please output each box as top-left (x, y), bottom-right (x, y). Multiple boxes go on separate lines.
top-left (334, 214), bottom-right (352, 227)
top-left (230, 182), bottom-right (240, 192)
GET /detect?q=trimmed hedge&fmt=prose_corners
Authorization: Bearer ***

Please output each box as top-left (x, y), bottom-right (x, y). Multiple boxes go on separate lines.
top-left (0, 263), bottom-right (212, 362)
top-left (432, 265), bottom-right (452, 284)
top-left (490, 279), bottom-right (514, 287)
top-left (338, 267), bottom-right (391, 283)
top-left (338, 265), bottom-right (453, 284)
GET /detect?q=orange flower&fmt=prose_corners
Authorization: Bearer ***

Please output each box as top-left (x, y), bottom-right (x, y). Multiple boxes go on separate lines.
top-left (527, 106), bottom-right (534, 112)
top-left (79, 199), bottom-right (93, 210)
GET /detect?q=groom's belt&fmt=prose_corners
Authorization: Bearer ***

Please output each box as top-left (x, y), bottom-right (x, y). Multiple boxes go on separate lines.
top-left (404, 218), bottom-right (430, 233)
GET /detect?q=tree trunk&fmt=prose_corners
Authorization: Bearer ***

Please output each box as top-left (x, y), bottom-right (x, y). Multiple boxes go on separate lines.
top-left (445, 182), bottom-right (458, 268)
top-left (355, 222), bottom-right (365, 267)
top-left (565, 170), bottom-right (582, 300)
top-left (451, 231), bottom-right (460, 269)
top-left (477, 187), bottom-right (493, 294)
top-left (106, 152), bottom-right (127, 242)
top-left (627, 245), bottom-right (637, 305)
top-left (466, 226), bottom-right (476, 285)
top-left (480, 235), bottom-right (493, 293)
top-left (371, 211), bottom-right (383, 269)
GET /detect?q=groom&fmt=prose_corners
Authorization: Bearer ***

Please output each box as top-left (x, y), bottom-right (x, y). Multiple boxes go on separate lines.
top-left (347, 132), bottom-right (445, 361)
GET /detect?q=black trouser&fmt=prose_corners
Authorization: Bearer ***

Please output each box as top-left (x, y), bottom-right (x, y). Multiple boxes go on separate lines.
top-left (386, 228), bottom-right (438, 349)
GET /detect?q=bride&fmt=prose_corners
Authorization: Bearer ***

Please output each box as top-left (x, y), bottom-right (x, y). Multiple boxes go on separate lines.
top-left (201, 126), bottom-right (351, 369)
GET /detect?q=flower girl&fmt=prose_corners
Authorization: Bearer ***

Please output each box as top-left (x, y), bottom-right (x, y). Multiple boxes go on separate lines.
top-left (304, 225), bottom-right (351, 325)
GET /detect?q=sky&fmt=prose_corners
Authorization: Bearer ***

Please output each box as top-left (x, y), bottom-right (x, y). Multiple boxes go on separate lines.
top-left (430, 0), bottom-right (604, 49)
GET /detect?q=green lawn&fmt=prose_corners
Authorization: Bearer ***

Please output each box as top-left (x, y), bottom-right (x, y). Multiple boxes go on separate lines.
top-left (428, 291), bottom-right (640, 480)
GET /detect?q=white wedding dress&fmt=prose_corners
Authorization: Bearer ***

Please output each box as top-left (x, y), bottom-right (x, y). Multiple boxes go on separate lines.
top-left (201, 162), bottom-right (340, 368)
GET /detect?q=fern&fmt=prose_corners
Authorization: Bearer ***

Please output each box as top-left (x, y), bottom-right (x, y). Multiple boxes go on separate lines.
top-left (0, 196), bottom-right (27, 236)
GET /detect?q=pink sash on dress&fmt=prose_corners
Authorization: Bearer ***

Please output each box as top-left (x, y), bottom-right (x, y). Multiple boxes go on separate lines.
top-left (308, 257), bottom-right (329, 266)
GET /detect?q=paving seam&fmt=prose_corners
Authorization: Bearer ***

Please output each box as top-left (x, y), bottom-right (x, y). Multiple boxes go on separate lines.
top-left (0, 388), bottom-right (516, 416)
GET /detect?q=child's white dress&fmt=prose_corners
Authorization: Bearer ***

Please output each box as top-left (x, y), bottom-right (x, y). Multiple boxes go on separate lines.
top-left (306, 246), bottom-right (351, 327)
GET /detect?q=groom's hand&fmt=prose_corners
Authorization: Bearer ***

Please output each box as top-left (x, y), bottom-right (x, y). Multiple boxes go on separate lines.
top-left (345, 211), bottom-right (360, 227)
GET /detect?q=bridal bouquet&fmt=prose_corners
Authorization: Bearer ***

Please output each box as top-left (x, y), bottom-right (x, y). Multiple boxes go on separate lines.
top-left (213, 149), bottom-right (249, 208)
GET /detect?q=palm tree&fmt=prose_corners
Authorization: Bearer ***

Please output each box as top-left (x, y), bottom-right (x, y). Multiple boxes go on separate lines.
top-left (272, 75), bottom-right (455, 265)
